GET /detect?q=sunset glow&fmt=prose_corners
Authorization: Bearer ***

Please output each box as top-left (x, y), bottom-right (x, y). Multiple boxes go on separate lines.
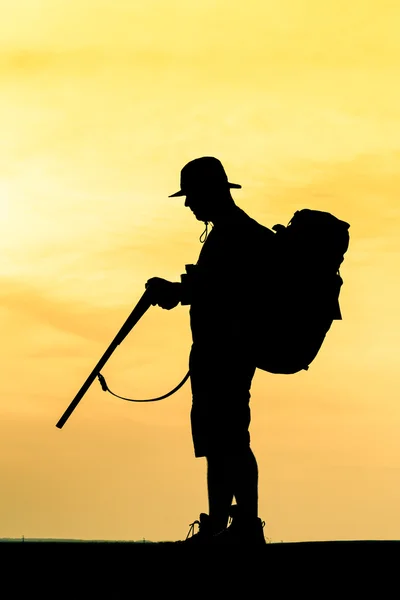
top-left (1, 0), bottom-right (400, 543)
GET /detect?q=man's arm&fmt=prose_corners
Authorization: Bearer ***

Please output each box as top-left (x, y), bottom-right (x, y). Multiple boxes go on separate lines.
top-left (179, 264), bottom-right (197, 305)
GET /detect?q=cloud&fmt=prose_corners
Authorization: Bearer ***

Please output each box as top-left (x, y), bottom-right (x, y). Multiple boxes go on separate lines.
top-left (0, 277), bottom-right (119, 343)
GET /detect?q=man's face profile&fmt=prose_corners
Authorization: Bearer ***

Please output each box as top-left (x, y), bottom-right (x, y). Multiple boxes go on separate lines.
top-left (184, 188), bottom-right (214, 222)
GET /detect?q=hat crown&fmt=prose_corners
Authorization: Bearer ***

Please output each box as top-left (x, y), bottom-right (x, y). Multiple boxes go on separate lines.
top-left (181, 157), bottom-right (228, 189)
top-left (168, 156), bottom-right (241, 197)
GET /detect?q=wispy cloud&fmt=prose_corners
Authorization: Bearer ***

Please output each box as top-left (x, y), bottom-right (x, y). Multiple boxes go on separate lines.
top-left (0, 277), bottom-right (119, 343)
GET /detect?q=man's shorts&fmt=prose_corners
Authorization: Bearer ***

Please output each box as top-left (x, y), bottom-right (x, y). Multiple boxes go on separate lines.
top-left (189, 343), bottom-right (257, 458)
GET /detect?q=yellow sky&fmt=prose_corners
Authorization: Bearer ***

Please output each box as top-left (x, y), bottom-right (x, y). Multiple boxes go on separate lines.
top-left (1, 0), bottom-right (400, 542)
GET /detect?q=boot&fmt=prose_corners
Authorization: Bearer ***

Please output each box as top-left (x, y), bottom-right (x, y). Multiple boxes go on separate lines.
top-left (211, 504), bottom-right (266, 545)
top-left (178, 513), bottom-right (223, 545)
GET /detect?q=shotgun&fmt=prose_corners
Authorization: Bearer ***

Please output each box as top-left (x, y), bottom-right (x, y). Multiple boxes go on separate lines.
top-left (56, 288), bottom-right (152, 429)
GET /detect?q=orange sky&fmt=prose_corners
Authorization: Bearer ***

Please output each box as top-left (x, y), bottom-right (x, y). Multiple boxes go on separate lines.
top-left (1, 0), bottom-right (400, 542)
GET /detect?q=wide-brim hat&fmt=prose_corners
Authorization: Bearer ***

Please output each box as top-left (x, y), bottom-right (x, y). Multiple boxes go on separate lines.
top-left (169, 156), bottom-right (241, 197)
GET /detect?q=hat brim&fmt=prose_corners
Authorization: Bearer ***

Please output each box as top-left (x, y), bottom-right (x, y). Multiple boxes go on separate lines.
top-left (168, 182), bottom-right (241, 197)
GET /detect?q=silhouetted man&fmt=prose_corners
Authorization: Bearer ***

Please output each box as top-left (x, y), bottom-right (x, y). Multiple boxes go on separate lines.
top-left (146, 157), bottom-right (272, 544)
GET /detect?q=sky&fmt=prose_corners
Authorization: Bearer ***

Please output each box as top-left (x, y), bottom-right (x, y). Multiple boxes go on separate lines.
top-left (1, 0), bottom-right (400, 542)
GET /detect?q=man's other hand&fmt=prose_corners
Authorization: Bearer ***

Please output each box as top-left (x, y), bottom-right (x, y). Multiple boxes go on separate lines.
top-left (145, 277), bottom-right (181, 310)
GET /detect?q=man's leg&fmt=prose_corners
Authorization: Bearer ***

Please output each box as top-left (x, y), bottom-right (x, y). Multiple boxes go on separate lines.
top-left (207, 446), bottom-right (265, 545)
top-left (206, 453), bottom-right (234, 533)
top-left (231, 446), bottom-right (259, 518)
top-left (207, 446), bottom-right (259, 529)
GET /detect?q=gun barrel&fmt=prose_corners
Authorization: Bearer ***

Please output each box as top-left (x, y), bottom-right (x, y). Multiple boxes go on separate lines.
top-left (55, 289), bottom-right (152, 429)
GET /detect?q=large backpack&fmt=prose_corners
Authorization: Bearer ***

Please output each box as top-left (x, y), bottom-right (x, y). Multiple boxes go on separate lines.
top-left (251, 208), bottom-right (350, 374)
